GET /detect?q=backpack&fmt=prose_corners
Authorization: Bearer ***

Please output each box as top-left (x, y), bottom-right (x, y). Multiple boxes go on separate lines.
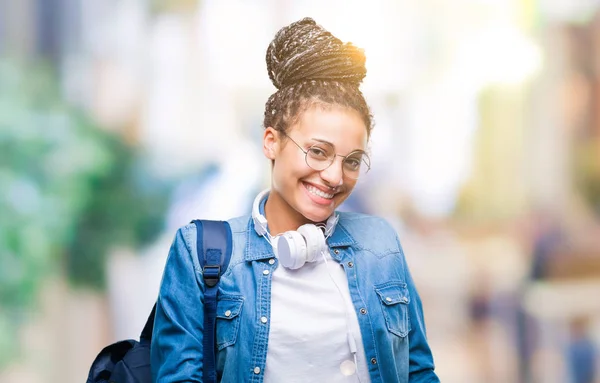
top-left (86, 219), bottom-right (233, 383)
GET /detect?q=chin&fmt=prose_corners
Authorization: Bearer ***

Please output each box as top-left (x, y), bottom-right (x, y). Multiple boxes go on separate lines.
top-left (299, 196), bottom-right (344, 223)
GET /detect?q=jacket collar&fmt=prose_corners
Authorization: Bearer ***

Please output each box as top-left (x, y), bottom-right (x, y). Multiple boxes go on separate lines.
top-left (326, 220), bottom-right (355, 248)
top-left (244, 217), bottom-right (276, 261)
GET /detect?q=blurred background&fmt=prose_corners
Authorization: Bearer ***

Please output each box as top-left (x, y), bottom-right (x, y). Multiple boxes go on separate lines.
top-left (1, 0), bottom-right (600, 382)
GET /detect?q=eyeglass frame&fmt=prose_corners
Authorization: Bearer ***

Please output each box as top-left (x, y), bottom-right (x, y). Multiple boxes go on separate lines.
top-left (279, 130), bottom-right (371, 180)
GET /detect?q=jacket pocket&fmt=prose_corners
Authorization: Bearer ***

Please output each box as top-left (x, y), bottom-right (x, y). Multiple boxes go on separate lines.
top-left (215, 295), bottom-right (244, 350)
top-left (374, 282), bottom-right (410, 337)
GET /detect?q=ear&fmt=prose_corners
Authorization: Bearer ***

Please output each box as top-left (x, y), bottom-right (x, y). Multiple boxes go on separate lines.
top-left (263, 127), bottom-right (279, 160)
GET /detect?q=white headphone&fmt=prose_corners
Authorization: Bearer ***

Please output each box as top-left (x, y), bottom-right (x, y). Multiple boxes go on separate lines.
top-left (252, 188), bottom-right (339, 269)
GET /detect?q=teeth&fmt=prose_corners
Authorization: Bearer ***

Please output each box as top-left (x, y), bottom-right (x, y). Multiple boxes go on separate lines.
top-left (306, 184), bottom-right (334, 199)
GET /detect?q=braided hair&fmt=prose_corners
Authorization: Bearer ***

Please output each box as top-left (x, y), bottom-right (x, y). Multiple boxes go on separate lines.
top-left (263, 17), bottom-right (373, 138)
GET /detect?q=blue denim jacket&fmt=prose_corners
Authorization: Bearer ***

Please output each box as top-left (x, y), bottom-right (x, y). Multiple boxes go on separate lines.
top-left (151, 211), bottom-right (439, 382)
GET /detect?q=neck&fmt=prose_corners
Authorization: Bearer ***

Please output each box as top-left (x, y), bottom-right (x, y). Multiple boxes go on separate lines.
top-left (264, 189), bottom-right (311, 236)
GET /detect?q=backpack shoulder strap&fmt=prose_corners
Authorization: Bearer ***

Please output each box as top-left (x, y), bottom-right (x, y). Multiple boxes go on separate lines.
top-left (192, 219), bottom-right (232, 383)
top-left (193, 220), bottom-right (233, 287)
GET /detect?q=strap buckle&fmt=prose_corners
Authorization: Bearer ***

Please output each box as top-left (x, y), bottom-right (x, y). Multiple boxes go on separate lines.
top-left (203, 265), bottom-right (221, 287)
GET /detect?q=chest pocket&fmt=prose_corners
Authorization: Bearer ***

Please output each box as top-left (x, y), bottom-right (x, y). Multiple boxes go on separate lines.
top-left (215, 295), bottom-right (244, 350)
top-left (374, 282), bottom-right (411, 337)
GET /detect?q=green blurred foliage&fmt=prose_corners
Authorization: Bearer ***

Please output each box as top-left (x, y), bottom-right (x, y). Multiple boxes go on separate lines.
top-left (0, 59), bottom-right (170, 367)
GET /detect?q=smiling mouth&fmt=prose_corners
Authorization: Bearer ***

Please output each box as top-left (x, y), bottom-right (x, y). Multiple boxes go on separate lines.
top-left (304, 183), bottom-right (335, 199)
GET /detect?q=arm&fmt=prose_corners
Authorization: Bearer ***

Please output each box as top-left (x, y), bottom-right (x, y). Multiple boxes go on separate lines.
top-left (399, 239), bottom-right (440, 383)
top-left (151, 226), bottom-right (205, 382)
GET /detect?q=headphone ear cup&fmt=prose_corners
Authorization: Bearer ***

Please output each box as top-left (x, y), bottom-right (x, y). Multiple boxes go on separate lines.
top-left (297, 224), bottom-right (327, 263)
top-left (276, 230), bottom-right (307, 269)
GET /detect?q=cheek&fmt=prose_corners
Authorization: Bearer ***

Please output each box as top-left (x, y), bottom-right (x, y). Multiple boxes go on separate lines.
top-left (339, 186), bottom-right (355, 200)
top-left (275, 152), bottom-right (311, 178)
top-left (272, 157), bottom-right (298, 189)
top-left (344, 181), bottom-right (357, 193)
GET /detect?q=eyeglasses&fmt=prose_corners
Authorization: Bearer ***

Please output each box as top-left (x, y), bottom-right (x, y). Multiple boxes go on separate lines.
top-left (281, 131), bottom-right (371, 180)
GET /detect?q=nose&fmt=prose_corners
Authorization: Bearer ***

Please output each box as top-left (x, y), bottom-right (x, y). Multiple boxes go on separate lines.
top-left (319, 156), bottom-right (344, 187)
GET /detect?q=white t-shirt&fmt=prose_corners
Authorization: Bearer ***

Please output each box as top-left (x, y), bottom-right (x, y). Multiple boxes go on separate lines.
top-left (263, 251), bottom-right (371, 383)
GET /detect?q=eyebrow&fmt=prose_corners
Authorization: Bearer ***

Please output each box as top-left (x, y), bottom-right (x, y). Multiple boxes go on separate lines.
top-left (310, 137), bottom-right (366, 153)
top-left (312, 138), bottom-right (334, 146)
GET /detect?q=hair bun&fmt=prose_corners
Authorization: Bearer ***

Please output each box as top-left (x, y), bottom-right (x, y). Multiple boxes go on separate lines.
top-left (266, 17), bottom-right (367, 90)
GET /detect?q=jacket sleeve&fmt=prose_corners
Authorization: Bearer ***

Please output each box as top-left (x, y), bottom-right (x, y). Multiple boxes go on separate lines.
top-left (151, 225), bottom-right (205, 382)
top-left (399, 239), bottom-right (441, 383)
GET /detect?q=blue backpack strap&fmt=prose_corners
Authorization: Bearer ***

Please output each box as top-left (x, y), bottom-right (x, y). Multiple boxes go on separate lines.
top-left (192, 219), bottom-right (232, 383)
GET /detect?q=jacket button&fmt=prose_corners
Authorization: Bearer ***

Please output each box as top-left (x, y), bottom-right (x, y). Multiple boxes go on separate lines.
top-left (334, 249), bottom-right (340, 254)
top-left (360, 308), bottom-right (367, 315)
top-left (260, 316), bottom-right (268, 324)
top-left (224, 310), bottom-right (231, 317)
top-left (269, 258), bottom-right (275, 265)
top-left (254, 367), bottom-right (261, 374)
top-left (371, 358), bottom-right (377, 365)
top-left (347, 261), bottom-right (354, 268)
top-left (263, 269), bottom-right (270, 275)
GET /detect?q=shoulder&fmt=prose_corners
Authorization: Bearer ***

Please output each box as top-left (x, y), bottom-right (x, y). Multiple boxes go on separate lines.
top-left (337, 211), bottom-right (394, 226)
top-left (227, 214), bottom-right (252, 234)
top-left (336, 211), bottom-right (402, 254)
top-left (171, 222), bottom-right (196, 252)
top-left (175, 215), bottom-right (251, 239)
top-left (337, 211), bottom-right (398, 235)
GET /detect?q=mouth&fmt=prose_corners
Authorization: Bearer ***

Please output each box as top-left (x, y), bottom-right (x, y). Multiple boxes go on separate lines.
top-left (303, 182), bottom-right (336, 204)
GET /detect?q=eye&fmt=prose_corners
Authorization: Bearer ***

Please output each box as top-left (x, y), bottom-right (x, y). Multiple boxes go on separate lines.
top-left (344, 157), bottom-right (362, 171)
top-left (307, 146), bottom-right (330, 159)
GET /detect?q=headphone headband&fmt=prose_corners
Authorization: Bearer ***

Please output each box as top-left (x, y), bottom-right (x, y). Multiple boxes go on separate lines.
top-left (252, 189), bottom-right (270, 237)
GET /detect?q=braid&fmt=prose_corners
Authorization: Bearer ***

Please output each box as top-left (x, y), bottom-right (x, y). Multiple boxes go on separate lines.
top-left (263, 18), bottom-right (373, 137)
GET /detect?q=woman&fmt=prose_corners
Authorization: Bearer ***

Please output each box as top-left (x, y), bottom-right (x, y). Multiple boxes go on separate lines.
top-left (151, 17), bottom-right (439, 383)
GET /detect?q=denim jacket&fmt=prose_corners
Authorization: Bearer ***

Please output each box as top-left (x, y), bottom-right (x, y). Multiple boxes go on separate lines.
top-left (151, 211), bottom-right (439, 382)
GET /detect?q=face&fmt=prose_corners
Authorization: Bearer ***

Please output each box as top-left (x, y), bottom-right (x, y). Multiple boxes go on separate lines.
top-left (263, 104), bottom-right (368, 224)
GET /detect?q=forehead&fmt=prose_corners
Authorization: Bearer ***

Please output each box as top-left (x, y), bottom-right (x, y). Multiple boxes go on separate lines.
top-left (290, 104), bottom-right (367, 151)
